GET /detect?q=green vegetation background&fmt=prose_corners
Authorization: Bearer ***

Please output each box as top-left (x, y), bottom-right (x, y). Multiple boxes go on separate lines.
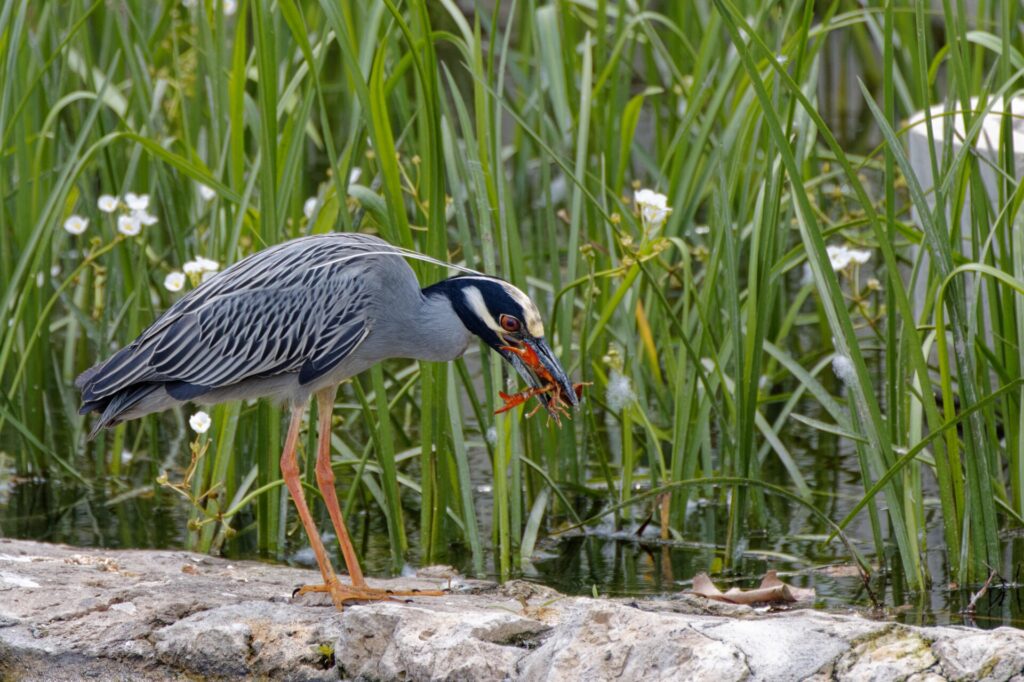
top-left (2, 0), bottom-right (1023, 593)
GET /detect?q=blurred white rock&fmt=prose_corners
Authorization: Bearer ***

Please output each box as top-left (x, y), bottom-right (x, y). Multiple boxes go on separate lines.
top-left (906, 97), bottom-right (1024, 320)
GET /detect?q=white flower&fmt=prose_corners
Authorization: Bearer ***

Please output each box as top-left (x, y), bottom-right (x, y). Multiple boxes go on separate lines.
top-left (348, 167), bottom-right (362, 186)
top-left (133, 209), bottom-right (158, 226)
top-left (184, 257), bottom-right (219, 278)
top-left (194, 256), bottom-right (220, 272)
top-left (117, 213), bottom-right (142, 237)
top-left (50, 264), bottom-right (61, 277)
top-left (222, 0), bottom-right (237, 15)
top-left (606, 369), bottom-right (636, 412)
top-left (303, 196), bottom-right (318, 219)
top-left (485, 427), bottom-right (497, 445)
top-left (198, 183), bottom-right (216, 201)
top-left (826, 245), bottom-right (852, 271)
top-left (97, 195), bottom-right (119, 213)
top-left (189, 411), bottom-right (212, 434)
top-left (35, 272), bottom-right (44, 288)
top-left (164, 272), bottom-right (186, 292)
top-left (831, 354), bottom-right (856, 386)
top-left (634, 188), bottom-right (672, 229)
top-left (63, 215), bottom-right (88, 235)
top-left (826, 244), bottom-right (872, 271)
top-left (120, 450), bottom-right (133, 465)
top-left (124, 192), bottom-right (149, 211)
top-left (847, 248), bottom-right (871, 266)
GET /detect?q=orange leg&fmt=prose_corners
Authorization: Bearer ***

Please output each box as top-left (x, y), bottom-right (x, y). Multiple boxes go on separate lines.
top-left (290, 393), bottom-right (445, 608)
top-left (313, 387), bottom-right (365, 587)
top-left (279, 404), bottom-right (338, 589)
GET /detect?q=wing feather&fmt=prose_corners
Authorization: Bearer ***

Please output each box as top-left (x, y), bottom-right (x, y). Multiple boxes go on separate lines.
top-left (77, 233), bottom-right (393, 402)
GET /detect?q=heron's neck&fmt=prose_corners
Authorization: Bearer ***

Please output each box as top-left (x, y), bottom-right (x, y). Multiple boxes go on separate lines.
top-left (414, 288), bottom-right (473, 361)
top-left (377, 285), bottom-right (471, 363)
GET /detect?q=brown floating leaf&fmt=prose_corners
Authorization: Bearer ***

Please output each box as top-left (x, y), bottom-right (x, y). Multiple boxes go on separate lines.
top-left (687, 570), bottom-right (815, 605)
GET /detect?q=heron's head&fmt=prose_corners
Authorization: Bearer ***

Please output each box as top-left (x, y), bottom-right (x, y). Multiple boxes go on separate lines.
top-left (430, 276), bottom-right (578, 409)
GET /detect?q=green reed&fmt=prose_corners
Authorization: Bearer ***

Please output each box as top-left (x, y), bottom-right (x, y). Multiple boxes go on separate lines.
top-left (1, 0), bottom-right (1022, 592)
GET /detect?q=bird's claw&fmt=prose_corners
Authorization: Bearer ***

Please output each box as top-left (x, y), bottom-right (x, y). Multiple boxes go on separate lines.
top-left (294, 579), bottom-right (446, 610)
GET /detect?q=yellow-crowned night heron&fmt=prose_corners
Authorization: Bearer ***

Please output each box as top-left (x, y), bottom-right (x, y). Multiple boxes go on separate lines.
top-left (76, 232), bottom-right (577, 607)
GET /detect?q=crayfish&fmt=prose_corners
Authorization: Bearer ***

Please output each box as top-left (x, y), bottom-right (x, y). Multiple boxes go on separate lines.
top-left (494, 344), bottom-right (589, 426)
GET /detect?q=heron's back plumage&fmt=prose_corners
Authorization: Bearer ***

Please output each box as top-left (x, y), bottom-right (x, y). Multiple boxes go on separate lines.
top-left (77, 233), bottom-right (413, 436)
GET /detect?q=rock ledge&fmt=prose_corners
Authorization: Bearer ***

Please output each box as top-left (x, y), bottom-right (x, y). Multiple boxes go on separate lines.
top-left (1, 539), bottom-right (1021, 681)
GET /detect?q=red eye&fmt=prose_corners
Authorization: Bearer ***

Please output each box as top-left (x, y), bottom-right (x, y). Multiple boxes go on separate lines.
top-left (500, 315), bottom-right (521, 333)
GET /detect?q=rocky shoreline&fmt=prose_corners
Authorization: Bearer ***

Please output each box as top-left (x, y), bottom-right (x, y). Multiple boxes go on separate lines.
top-left (1, 538), bottom-right (1022, 680)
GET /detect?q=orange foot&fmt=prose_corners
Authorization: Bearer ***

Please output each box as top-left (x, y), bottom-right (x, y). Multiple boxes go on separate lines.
top-left (294, 579), bottom-right (446, 610)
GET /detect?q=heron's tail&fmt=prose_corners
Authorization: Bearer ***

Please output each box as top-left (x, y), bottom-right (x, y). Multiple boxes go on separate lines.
top-left (78, 381), bottom-right (161, 440)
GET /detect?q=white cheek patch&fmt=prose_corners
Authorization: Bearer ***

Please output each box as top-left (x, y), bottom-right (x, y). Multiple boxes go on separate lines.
top-left (462, 286), bottom-right (505, 336)
top-left (500, 282), bottom-right (545, 337)
top-left (524, 309), bottom-right (544, 338)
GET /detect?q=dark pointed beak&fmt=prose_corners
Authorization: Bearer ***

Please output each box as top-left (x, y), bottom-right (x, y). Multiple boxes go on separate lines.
top-left (500, 336), bottom-right (578, 409)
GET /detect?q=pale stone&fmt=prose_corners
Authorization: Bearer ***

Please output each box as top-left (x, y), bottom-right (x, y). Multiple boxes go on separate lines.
top-left (933, 628), bottom-right (1024, 681)
top-left (517, 601), bottom-right (748, 681)
top-left (336, 601), bottom-right (549, 680)
top-left (1, 538), bottom-right (1023, 681)
top-left (834, 627), bottom-right (937, 681)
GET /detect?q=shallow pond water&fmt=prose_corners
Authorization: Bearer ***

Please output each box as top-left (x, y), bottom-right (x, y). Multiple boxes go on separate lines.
top-left (3, 432), bottom-right (1022, 631)
top-left (2, 338), bottom-right (1022, 629)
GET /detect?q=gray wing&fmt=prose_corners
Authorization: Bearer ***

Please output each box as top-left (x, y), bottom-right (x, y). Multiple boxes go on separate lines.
top-left (147, 281), bottom-right (370, 396)
top-left (78, 233), bottom-right (390, 403)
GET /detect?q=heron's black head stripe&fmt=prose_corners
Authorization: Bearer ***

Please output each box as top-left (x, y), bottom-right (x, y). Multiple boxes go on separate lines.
top-left (423, 276), bottom-right (542, 347)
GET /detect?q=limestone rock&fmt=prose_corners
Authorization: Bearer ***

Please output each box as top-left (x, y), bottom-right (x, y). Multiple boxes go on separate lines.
top-left (336, 600), bottom-right (549, 680)
top-left (517, 601), bottom-right (748, 681)
top-left (690, 609), bottom-right (882, 680)
top-left (2, 538), bottom-right (1023, 681)
top-left (154, 602), bottom-right (342, 680)
top-left (834, 626), bottom-right (937, 680)
top-left (932, 627), bottom-right (1024, 681)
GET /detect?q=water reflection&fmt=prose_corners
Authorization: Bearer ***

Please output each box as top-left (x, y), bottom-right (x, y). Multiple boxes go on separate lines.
top-left (2, 422), bottom-right (1023, 630)
top-left (523, 528), bottom-right (1024, 630)
top-left (1, 478), bottom-right (184, 550)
